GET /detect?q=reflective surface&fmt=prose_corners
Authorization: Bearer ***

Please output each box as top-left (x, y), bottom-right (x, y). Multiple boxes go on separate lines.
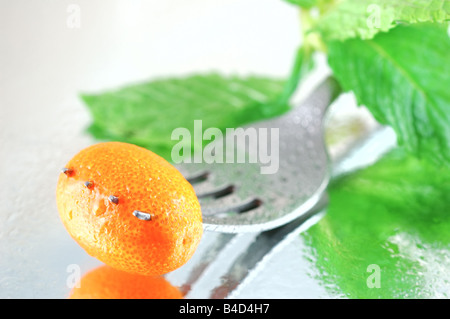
top-left (2, 0), bottom-right (447, 299)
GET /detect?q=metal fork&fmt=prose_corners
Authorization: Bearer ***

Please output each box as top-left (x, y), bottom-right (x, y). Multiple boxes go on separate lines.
top-left (175, 77), bottom-right (341, 233)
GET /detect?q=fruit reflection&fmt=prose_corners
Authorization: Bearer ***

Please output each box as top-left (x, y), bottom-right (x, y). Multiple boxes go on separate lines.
top-left (69, 264), bottom-right (183, 299)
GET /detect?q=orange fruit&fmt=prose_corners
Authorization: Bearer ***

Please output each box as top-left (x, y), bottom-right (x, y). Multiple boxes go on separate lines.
top-left (56, 142), bottom-right (203, 276)
top-left (69, 264), bottom-right (184, 299)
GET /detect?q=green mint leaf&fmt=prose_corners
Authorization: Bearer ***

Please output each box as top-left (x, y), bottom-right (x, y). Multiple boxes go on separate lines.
top-left (327, 23), bottom-right (450, 165)
top-left (81, 73), bottom-right (290, 161)
top-left (303, 147), bottom-right (450, 298)
top-left (315, 0), bottom-right (450, 40)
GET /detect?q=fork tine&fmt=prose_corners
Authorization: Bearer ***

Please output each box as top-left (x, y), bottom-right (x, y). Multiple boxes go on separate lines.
top-left (185, 171), bottom-right (210, 184)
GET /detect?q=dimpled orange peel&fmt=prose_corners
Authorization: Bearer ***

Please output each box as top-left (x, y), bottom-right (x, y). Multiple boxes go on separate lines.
top-left (69, 265), bottom-right (184, 299)
top-left (56, 142), bottom-right (203, 276)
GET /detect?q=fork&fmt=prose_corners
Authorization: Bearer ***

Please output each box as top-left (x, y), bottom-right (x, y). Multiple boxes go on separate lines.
top-left (175, 76), bottom-right (341, 233)
top-left (169, 75), bottom-right (396, 298)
